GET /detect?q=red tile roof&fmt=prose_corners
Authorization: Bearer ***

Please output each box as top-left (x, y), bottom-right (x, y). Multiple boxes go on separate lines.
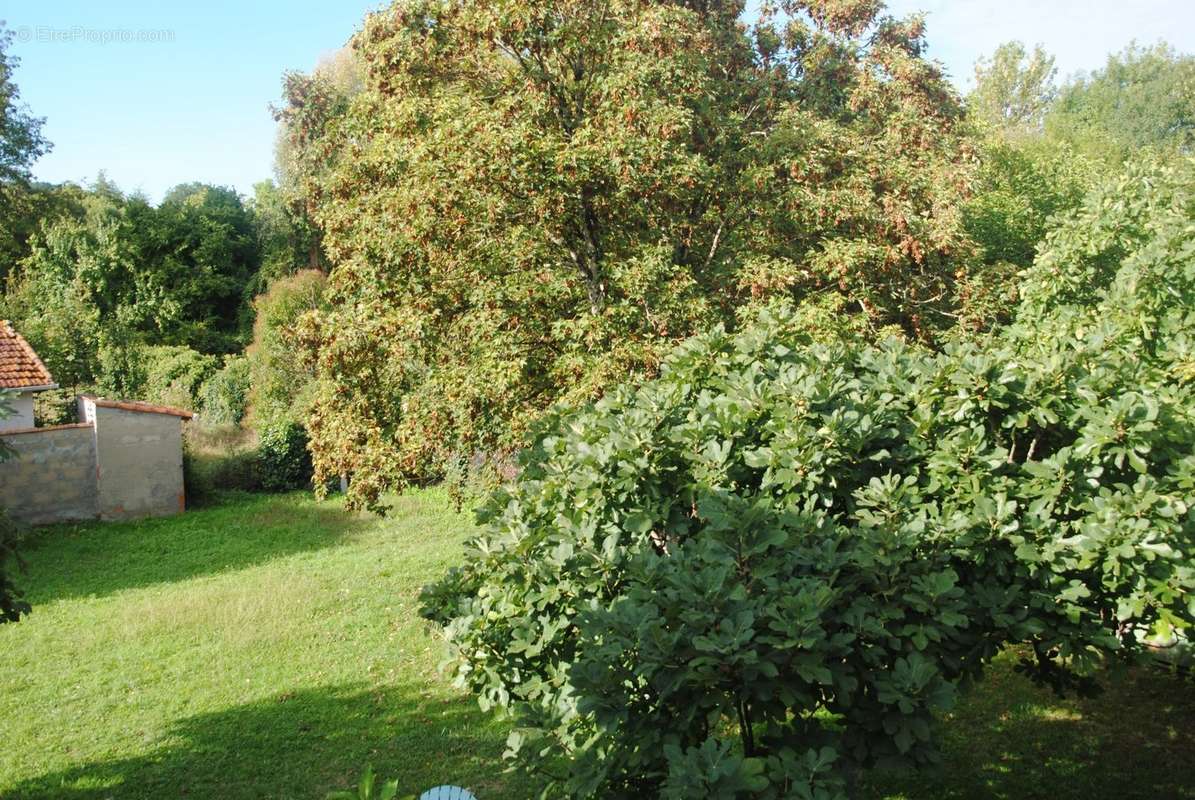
top-left (0, 321), bottom-right (55, 390)
top-left (84, 396), bottom-right (195, 420)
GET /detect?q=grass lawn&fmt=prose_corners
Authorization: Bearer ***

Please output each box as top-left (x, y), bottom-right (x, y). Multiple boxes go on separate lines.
top-left (1, 490), bottom-right (1192, 799)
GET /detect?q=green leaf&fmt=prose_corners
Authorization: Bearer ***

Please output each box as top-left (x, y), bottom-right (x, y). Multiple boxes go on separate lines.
top-left (624, 512), bottom-right (653, 534)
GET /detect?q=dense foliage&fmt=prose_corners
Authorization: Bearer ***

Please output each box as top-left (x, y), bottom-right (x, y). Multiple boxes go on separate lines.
top-left (249, 179), bottom-right (325, 288)
top-left (245, 269), bottom-right (326, 427)
top-left (141, 345), bottom-right (220, 412)
top-left (0, 394), bottom-right (29, 625)
top-left (283, 0), bottom-right (982, 509)
top-left (200, 355), bottom-right (252, 426)
top-left (1046, 43), bottom-right (1195, 164)
top-left (256, 420), bottom-right (314, 493)
top-left (2, 176), bottom-right (318, 429)
top-left (7, 182), bottom-right (259, 362)
top-left (962, 138), bottom-right (1095, 272)
top-left (0, 26), bottom-right (46, 189)
top-left (421, 159), bottom-right (1195, 798)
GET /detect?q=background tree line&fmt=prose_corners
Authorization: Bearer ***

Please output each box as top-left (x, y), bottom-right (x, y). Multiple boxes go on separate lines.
top-left (2, 177), bottom-right (317, 410)
top-left (0, 23), bottom-right (329, 513)
top-left (1, 31), bottom-right (323, 400)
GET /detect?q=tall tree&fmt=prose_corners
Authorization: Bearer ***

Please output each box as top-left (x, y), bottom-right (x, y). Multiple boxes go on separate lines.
top-left (282, 0), bottom-right (979, 509)
top-left (963, 44), bottom-right (1091, 278)
top-left (270, 46), bottom-right (362, 276)
top-left (0, 23), bottom-right (51, 278)
top-left (969, 41), bottom-right (1057, 134)
top-left (0, 24), bottom-right (46, 188)
top-left (149, 183), bottom-right (259, 351)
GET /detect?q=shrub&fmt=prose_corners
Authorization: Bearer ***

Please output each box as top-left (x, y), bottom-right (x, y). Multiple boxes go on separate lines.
top-left (200, 355), bottom-right (252, 425)
top-left (183, 449), bottom-right (261, 507)
top-left (142, 345), bottom-right (219, 411)
top-left (184, 417), bottom-right (315, 501)
top-left (256, 420), bottom-right (313, 493)
top-left (0, 506), bottom-right (26, 624)
top-left (183, 423), bottom-right (261, 506)
top-left (94, 321), bottom-right (148, 400)
top-left (246, 270), bottom-right (326, 427)
top-left (33, 388), bottom-right (79, 427)
top-left (421, 161), bottom-right (1195, 798)
top-left (0, 395), bottom-right (29, 624)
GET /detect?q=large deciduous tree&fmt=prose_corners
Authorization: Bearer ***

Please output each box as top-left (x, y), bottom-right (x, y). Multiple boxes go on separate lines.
top-left (149, 183), bottom-right (260, 352)
top-left (282, 0), bottom-right (979, 509)
top-left (0, 25), bottom-right (46, 190)
top-left (0, 23), bottom-right (51, 278)
top-left (249, 180), bottom-right (324, 288)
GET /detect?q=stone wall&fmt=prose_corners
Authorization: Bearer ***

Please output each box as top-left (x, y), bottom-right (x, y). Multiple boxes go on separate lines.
top-left (92, 405), bottom-right (186, 520)
top-left (0, 399), bottom-right (189, 526)
top-left (0, 423), bottom-right (98, 524)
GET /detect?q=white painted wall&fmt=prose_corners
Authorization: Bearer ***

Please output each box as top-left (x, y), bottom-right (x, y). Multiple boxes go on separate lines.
top-left (0, 392), bottom-right (35, 431)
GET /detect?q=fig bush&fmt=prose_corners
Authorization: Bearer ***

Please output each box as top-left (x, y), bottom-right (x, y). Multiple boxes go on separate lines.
top-left (421, 161), bottom-right (1195, 798)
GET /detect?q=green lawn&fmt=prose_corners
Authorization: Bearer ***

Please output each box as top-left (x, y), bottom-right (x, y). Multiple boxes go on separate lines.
top-left (0, 491), bottom-right (537, 799)
top-left (1, 491), bottom-right (1192, 799)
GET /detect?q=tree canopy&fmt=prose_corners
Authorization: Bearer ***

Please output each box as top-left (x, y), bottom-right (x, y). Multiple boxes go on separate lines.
top-left (1046, 42), bottom-right (1195, 163)
top-left (0, 25), bottom-right (47, 190)
top-left (282, 0), bottom-right (984, 509)
top-left (5, 180), bottom-right (260, 384)
top-left (969, 41), bottom-right (1057, 136)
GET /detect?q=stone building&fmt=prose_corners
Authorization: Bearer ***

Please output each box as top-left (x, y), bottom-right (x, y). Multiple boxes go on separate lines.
top-left (0, 325), bottom-right (195, 524)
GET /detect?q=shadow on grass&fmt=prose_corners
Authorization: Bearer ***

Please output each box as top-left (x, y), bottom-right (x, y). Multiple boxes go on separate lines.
top-left (862, 659), bottom-right (1195, 800)
top-left (11, 662), bottom-right (1190, 800)
top-left (17, 493), bottom-right (370, 605)
top-left (4, 656), bottom-right (1192, 799)
top-left (6, 683), bottom-right (536, 800)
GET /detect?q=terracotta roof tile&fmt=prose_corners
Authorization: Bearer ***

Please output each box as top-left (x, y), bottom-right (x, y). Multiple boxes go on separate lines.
top-left (0, 321), bottom-right (55, 390)
top-left (83, 396), bottom-right (195, 420)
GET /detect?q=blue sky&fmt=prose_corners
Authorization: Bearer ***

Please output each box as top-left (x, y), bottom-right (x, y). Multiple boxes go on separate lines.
top-left (6, 1), bottom-right (1194, 203)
